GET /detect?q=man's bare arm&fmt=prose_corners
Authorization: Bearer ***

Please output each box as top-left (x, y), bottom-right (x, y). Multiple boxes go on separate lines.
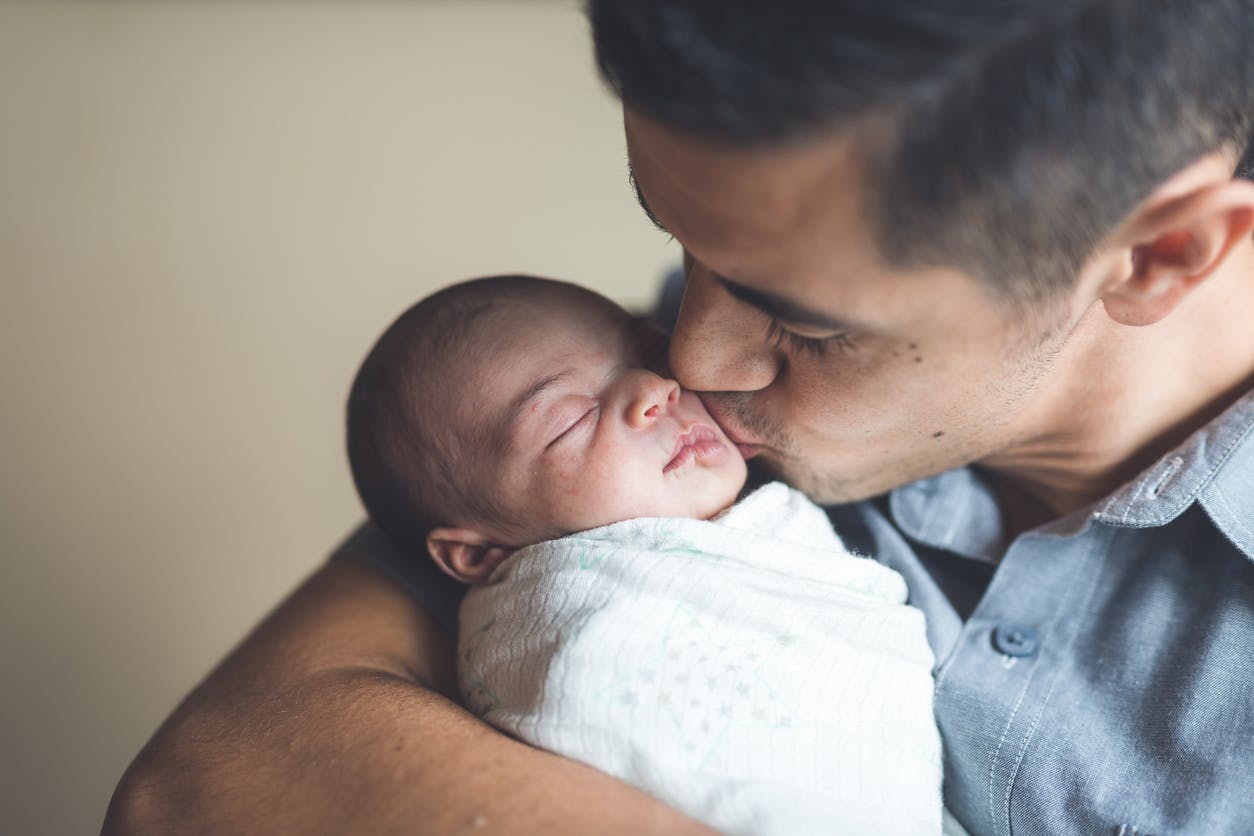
top-left (103, 557), bottom-right (712, 835)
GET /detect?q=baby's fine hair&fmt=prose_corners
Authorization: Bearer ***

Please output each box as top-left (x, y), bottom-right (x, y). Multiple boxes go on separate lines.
top-left (346, 274), bottom-right (555, 557)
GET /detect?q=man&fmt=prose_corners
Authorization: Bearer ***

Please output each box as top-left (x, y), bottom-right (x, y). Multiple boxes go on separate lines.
top-left (107, 1), bottom-right (1254, 833)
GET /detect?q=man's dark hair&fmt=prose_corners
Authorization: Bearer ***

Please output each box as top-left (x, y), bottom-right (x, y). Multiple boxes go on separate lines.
top-left (590, 0), bottom-right (1254, 301)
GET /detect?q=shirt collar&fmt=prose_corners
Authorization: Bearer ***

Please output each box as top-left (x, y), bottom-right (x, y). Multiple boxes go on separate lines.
top-left (1093, 389), bottom-right (1254, 542)
top-left (889, 466), bottom-right (1006, 563)
top-left (889, 388), bottom-right (1254, 561)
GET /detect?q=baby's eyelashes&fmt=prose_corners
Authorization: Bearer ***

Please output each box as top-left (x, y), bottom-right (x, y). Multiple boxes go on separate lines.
top-left (546, 405), bottom-right (599, 449)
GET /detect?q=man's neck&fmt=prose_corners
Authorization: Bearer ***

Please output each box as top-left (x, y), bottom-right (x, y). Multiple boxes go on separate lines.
top-left (980, 241), bottom-right (1254, 536)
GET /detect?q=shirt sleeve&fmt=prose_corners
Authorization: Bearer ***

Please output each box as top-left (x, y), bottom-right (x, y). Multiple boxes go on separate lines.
top-left (329, 521), bottom-right (465, 637)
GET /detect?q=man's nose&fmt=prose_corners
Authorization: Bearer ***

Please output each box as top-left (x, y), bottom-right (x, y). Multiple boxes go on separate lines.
top-left (669, 268), bottom-right (781, 393)
top-left (624, 371), bottom-right (681, 428)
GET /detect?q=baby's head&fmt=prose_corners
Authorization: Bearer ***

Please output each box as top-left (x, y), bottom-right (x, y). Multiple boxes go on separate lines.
top-left (347, 275), bottom-right (747, 584)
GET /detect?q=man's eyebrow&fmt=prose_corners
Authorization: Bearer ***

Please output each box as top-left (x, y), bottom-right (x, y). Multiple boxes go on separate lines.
top-left (627, 164), bottom-right (671, 234)
top-left (716, 275), bottom-right (865, 332)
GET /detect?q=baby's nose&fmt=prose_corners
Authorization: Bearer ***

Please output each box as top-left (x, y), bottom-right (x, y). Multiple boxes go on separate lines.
top-left (625, 372), bottom-right (681, 428)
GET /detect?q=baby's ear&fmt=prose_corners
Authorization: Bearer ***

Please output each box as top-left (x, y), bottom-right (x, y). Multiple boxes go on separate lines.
top-left (426, 527), bottom-right (514, 585)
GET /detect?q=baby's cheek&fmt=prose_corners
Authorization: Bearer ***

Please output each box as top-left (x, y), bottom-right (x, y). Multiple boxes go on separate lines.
top-left (561, 470), bottom-right (584, 497)
top-left (548, 451), bottom-right (612, 501)
top-left (547, 457), bottom-right (583, 496)
top-left (573, 458), bottom-right (626, 507)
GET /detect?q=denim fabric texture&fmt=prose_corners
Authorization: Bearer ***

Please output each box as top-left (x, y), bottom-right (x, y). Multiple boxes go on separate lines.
top-left (829, 390), bottom-right (1254, 835)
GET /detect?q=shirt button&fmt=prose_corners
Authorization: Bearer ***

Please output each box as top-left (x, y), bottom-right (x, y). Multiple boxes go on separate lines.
top-left (992, 624), bottom-right (1039, 657)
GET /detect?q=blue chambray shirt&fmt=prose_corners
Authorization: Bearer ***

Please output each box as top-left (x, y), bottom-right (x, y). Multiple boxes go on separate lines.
top-left (337, 389), bottom-right (1254, 835)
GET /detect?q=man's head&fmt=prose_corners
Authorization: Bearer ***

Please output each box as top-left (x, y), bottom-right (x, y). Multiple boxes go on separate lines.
top-left (590, 0), bottom-right (1254, 503)
top-left (593, 0), bottom-right (1254, 300)
top-left (347, 276), bottom-right (747, 583)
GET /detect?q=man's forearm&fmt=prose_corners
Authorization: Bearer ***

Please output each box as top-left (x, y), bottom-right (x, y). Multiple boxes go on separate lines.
top-left (104, 559), bottom-right (710, 835)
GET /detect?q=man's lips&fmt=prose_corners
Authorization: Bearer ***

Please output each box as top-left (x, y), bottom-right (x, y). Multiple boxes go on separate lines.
top-left (696, 397), bottom-right (763, 460)
top-left (664, 424), bottom-right (728, 473)
top-left (733, 442), bottom-right (763, 461)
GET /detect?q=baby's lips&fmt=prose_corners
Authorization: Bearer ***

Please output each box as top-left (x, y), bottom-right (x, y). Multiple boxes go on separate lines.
top-left (667, 423), bottom-right (717, 461)
top-left (664, 423), bottom-right (726, 472)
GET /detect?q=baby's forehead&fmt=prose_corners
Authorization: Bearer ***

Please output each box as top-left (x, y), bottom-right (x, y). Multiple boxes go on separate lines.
top-left (450, 292), bottom-right (633, 427)
top-left (469, 288), bottom-right (627, 352)
top-left (472, 308), bottom-right (613, 382)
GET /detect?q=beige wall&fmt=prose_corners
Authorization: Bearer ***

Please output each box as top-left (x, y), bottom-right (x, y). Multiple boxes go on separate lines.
top-left (0, 3), bottom-right (677, 833)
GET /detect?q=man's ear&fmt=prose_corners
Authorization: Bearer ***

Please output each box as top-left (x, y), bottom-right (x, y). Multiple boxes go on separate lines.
top-left (1099, 158), bottom-right (1254, 327)
top-left (426, 527), bottom-right (514, 585)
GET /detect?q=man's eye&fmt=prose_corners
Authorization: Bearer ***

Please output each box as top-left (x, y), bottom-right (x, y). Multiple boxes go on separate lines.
top-left (546, 406), bottom-right (598, 449)
top-left (765, 318), bottom-right (855, 359)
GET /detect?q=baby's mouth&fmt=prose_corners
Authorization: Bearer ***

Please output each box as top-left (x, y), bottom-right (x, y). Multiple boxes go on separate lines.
top-left (664, 424), bottom-right (726, 473)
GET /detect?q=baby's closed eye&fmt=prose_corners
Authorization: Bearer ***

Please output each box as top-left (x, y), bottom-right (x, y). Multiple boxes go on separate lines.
top-left (547, 404), bottom-right (599, 449)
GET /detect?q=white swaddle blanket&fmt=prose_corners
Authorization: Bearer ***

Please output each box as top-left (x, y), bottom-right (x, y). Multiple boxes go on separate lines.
top-left (458, 482), bottom-right (942, 835)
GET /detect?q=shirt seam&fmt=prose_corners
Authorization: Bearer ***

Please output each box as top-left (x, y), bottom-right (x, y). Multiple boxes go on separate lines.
top-left (1116, 463), bottom-right (1155, 525)
top-left (988, 524), bottom-right (1113, 835)
top-left (987, 684), bottom-right (1031, 835)
top-left (1003, 665), bottom-right (1066, 834)
top-left (941, 474), bottom-right (972, 548)
top-left (1104, 415), bottom-right (1254, 527)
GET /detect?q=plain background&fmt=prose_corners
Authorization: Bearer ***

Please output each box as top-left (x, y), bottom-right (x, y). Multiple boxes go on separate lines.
top-left (1, 2), bottom-right (679, 833)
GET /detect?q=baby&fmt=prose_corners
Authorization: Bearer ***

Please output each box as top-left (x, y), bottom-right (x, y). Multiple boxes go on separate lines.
top-left (347, 275), bottom-right (943, 835)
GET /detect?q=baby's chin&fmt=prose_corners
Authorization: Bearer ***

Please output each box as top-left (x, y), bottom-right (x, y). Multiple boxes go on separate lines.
top-left (553, 482), bottom-right (747, 536)
top-left (695, 462), bottom-right (750, 520)
top-left (701, 495), bottom-right (740, 520)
